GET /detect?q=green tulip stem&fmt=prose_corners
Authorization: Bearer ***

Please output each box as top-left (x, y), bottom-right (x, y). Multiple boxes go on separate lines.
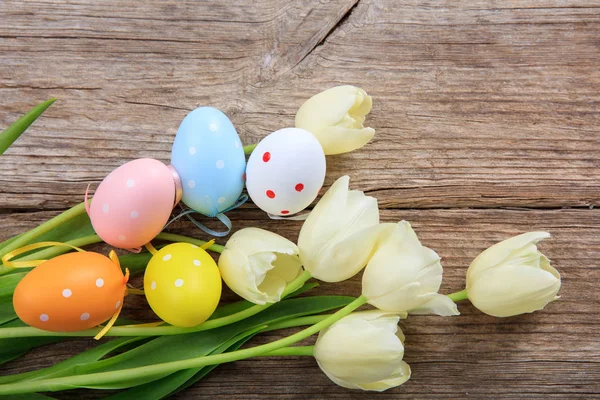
top-left (243, 143), bottom-right (257, 155)
top-left (447, 289), bottom-right (469, 302)
top-left (0, 270), bottom-right (313, 339)
top-left (0, 202), bottom-right (87, 262)
top-left (264, 346), bottom-right (315, 357)
top-left (0, 294), bottom-right (367, 394)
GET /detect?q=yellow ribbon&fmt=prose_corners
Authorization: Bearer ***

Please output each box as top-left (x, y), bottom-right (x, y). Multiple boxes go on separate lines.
top-left (94, 251), bottom-right (130, 340)
top-left (1, 241), bottom-right (86, 269)
top-left (126, 285), bottom-right (145, 295)
top-left (201, 239), bottom-right (215, 250)
top-left (144, 238), bottom-right (215, 255)
top-left (94, 301), bottom-right (124, 340)
top-left (144, 242), bottom-right (158, 255)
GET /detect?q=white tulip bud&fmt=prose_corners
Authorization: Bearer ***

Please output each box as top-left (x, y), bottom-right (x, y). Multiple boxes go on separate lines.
top-left (314, 310), bottom-right (411, 391)
top-left (218, 228), bottom-right (303, 305)
top-left (295, 85), bottom-right (375, 155)
top-left (298, 175), bottom-right (386, 282)
top-left (362, 221), bottom-right (459, 316)
top-left (466, 232), bottom-right (561, 317)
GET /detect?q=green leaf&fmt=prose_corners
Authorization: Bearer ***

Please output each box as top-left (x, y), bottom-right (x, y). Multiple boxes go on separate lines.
top-left (0, 337), bottom-right (147, 384)
top-left (0, 295), bottom-right (353, 395)
top-left (3, 213), bottom-right (96, 268)
top-left (0, 320), bottom-right (62, 365)
top-left (0, 234), bottom-right (24, 257)
top-left (99, 287), bottom-right (323, 400)
top-left (0, 273), bottom-right (27, 298)
top-left (32, 213), bottom-right (95, 244)
top-left (0, 300), bottom-right (17, 325)
top-left (84, 293), bottom-right (332, 396)
top-left (175, 329), bottom-right (260, 394)
top-left (0, 214), bottom-right (97, 278)
top-left (55, 296), bottom-right (351, 390)
top-left (118, 251), bottom-right (154, 277)
top-left (102, 327), bottom-right (264, 400)
top-left (0, 98), bottom-right (55, 156)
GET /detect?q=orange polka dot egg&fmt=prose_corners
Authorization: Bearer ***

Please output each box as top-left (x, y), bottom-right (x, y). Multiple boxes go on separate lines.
top-left (13, 251), bottom-right (127, 332)
top-left (144, 243), bottom-right (222, 327)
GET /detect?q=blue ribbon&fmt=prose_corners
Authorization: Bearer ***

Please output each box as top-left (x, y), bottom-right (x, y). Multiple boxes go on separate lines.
top-left (164, 194), bottom-right (248, 237)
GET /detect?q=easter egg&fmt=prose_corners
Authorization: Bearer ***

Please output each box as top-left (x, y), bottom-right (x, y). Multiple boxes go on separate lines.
top-left (246, 127), bottom-right (326, 216)
top-left (170, 107), bottom-right (246, 217)
top-left (13, 252), bottom-right (127, 332)
top-left (89, 158), bottom-right (176, 249)
top-left (143, 243), bottom-right (222, 327)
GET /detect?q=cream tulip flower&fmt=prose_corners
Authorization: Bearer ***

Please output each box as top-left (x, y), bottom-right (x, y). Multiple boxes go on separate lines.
top-left (362, 221), bottom-right (459, 316)
top-left (218, 228), bottom-right (303, 305)
top-left (314, 310), bottom-right (411, 392)
top-left (298, 175), bottom-right (385, 282)
top-left (466, 231), bottom-right (561, 317)
top-left (295, 85), bottom-right (375, 155)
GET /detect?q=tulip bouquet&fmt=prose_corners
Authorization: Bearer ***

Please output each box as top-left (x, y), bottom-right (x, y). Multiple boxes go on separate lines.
top-left (0, 88), bottom-right (561, 397)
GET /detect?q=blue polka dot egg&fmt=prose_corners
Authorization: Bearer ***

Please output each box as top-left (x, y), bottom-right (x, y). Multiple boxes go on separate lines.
top-left (171, 107), bottom-right (246, 217)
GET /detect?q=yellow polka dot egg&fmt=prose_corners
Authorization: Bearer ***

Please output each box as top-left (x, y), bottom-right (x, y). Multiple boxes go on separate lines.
top-left (143, 243), bottom-right (222, 327)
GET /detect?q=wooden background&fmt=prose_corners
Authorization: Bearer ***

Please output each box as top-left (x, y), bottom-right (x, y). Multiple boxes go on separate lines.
top-left (1, 0), bottom-right (599, 398)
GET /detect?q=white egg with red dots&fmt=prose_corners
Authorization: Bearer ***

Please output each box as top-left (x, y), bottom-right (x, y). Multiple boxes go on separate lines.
top-left (245, 127), bottom-right (326, 216)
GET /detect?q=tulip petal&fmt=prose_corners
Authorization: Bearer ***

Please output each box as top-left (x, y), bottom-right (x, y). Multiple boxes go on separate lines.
top-left (226, 227), bottom-right (299, 257)
top-left (296, 86), bottom-right (363, 129)
top-left (308, 223), bottom-right (387, 282)
top-left (317, 126), bottom-right (376, 155)
top-left (219, 228), bottom-right (301, 305)
top-left (465, 231), bottom-right (560, 317)
top-left (357, 361), bottom-right (411, 392)
top-left (219, 248), bottom-right (270, 305)
top-left (335, 309), bottom-right (401, 328)
top-left (295, 85), bottom-right (375, 155)
top-left (314, 311), bottom-right (410, 392)
top-left (255, 274), bottom-right (286, 302)
top-left (363, 221), bottom-right (452, 314)
top-left (409, 293), bottom-right (460, 316)
top-left (468, 264), bottom-right (561, 317)
top-left (467, 231), bottom-right (550, 282)
top-left (298, 176), bottom-right (350, 254)
top-left (317, 366), bottom-right (363, 390)
top-left (248, 252), bottom-right (276, 285)
top-left (299, 176), bottom-right (381, 282)
top-left (249, 251), bottom-right (303, 302)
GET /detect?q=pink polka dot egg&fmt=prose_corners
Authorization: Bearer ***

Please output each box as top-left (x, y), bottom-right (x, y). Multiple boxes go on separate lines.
top-left (88, 158), bottom-right (176, 249)
top-left (245, 127), bottom-right (326, 216)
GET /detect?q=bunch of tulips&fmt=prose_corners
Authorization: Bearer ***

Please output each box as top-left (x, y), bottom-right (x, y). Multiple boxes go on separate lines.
top-left (0, 91), bottom-right (561, 397)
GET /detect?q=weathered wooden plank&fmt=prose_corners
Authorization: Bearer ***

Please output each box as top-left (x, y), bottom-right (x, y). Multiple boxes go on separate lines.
top-left (1, 0), bottom-right (599, 210)
top-left (1, 208), bottom-right (598, 398)
top-left (1, 0), bottom-right (599, 398)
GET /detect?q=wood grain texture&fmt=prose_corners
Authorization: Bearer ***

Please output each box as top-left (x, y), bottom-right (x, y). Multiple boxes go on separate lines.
top-left (0, 0), bottom-right (599, 399)
top-left (1, 208), bottom-right (599, 398)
